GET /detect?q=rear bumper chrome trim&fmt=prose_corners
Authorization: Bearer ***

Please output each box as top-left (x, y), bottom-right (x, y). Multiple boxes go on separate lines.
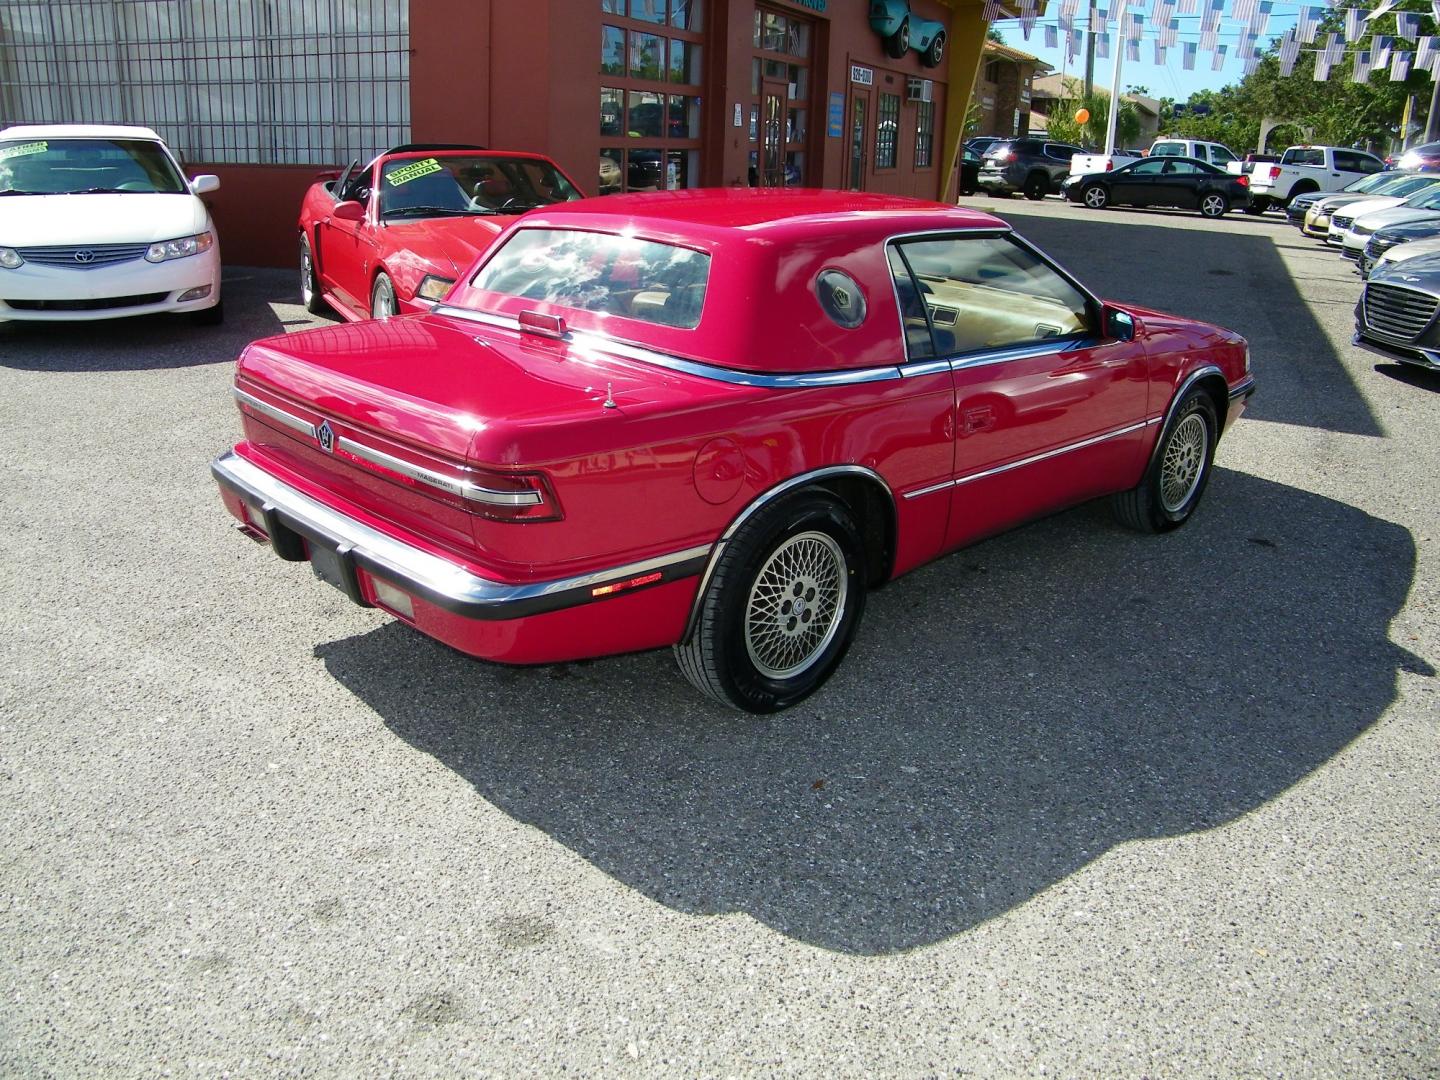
top-left (212, 450), bottom-right (708, 620)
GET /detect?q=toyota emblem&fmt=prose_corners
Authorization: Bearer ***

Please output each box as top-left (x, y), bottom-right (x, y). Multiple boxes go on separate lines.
top-left (316, 419), bottom-right (335, 453)
top-left (73, 249), bottom-right (95, 264)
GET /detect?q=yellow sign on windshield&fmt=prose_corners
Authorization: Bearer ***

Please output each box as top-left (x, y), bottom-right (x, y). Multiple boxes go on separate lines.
top-left (385, 158), bottom-right (443, 187)
top-left (0, 141), bottom-right (48, 161)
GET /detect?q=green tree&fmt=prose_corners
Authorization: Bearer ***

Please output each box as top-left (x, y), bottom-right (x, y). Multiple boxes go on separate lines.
top-left (1043, 77), bottom-right (1142, 148)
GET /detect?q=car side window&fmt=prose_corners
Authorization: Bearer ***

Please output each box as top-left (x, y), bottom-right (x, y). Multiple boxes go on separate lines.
top-left (888, 234), bottom-right (1093, 359)
top-left (1130, 160), bottom-right (1165, 176)
top-left (1167, 161), bottom-right (1202, 175)
top-left (1211, 146), bottom-right (1236, 165)
top-left (1045, 144), bottom-right (1076, 160)
top-left (340, 169), bottom-right (372, 204)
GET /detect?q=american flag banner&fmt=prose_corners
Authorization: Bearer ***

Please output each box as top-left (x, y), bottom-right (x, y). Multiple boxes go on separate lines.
top-left (1153, 40), bottom-right (1167, 63)
top-left (1352, 49), bottom-right (1373, 82)
top-left (1097, 30), bottom-right (1111, 58)
top-left (1391, 50), bottom-right (1413, 79)
top-left (1162, 16), bottom-right (1180, 45)
top-left (1058, 12), bottom-right (1074, 34)
top-left (1201, 0), bottom-right (1223, 32)
top-left (1326, 32), bottom-right (1346, 65)
top-left (1177, 0), bottom-right (1199, 14)
top-left (1243, 54), bottom-right (1260, 75)
top-left (1396, 13), bottom-right (1420, 40)
top-left (1126, 37), bottom-right (1141, 60)
top-left (1368, 0), bottom-right (1398, 20)
top-left (1315, 56), bottom-right (1332, 80)
top-left (983, 0), bottom-right (1004, 21)
top-left (1200, 25), bottom-right (1218, 51)
top-left (1061, 0), bottom-right (1081, 17)
top-left (1416, 35), bottom-right (1438, 71)
top-left (1250, 0), bottom-right (1273, 35)
top-left (1212, 43), bottom-right (1228, 69)
top-left (1045, 23), bottom-right (1059, 48)
top-left (1433, 0), bottom-right (1440, 25)
top-left (1373, 34), bottom-right (1393, 69)
top-left (1128, 12), bottom-right (1146, 40)
top-left (1183, 40), bottom-right (1198, 68)
top-left (1150, 0), bottom-right (1173, 23)
top-left (1069, 27), bottom-right (1084, 58)
top-left (1279, 31), bottom-right (1302, 75)
top-left (1344, 7), bottom-right (1364, 42)
top-left (1296, 5), bottom-right (1320, 44)
top-left (1231, 0), bottom-right (1256, 23)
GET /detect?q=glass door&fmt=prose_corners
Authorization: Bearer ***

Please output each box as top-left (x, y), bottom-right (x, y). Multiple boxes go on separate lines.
top-left (760, 82), bottom-right (787, 186)
top-left (848, 89), bottom-right (870, 191)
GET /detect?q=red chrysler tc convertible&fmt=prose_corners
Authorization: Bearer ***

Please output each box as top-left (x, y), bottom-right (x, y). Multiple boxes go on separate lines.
top-left (215, 190), bottom-right (1254, 712)
top-left (297, 143), bottom-right (584, 321)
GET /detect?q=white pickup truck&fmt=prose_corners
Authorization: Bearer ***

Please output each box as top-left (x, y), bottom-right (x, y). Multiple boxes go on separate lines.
top-left (1246, 145), bottom-right (1387, 213)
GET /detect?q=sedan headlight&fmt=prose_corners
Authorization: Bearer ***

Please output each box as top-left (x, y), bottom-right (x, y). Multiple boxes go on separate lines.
top-left (144, 231), bottom-right (213, 263)
top-left (0, 246), bottom-right (22, 269)
top-left (415, 274), bottom-right (455, 302)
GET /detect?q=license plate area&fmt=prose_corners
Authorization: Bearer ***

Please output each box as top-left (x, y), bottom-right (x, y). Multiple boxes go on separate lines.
top-left (306, 539), bottom-right (372, 607)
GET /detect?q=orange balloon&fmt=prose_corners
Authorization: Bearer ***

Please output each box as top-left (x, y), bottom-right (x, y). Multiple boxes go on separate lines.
top-left (1075, 108), bottom-right (1091, 124)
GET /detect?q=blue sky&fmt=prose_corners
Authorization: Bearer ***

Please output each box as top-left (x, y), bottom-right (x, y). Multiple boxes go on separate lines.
top-left (992, 4), bottom-right (1308, 101)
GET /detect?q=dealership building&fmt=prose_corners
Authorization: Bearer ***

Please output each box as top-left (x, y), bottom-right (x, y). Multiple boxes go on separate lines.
top-left (0, 0), bottom-right (999, 266)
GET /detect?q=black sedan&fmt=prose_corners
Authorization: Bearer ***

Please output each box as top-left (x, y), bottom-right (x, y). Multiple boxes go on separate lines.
top-left (959, 146), bottom-right (981, 196)
top-left (1360, 218), bottom-right (1440, 278)
top-left (1062, 155), bottom-right (1250, 218)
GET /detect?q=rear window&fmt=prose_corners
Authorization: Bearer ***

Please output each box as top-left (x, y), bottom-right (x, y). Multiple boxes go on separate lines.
top-left (1283, 148), bottom-right (1325, 167)
top-left (1150, 142), bottom-right (1188, 157)
top-left (469, 228), bottom-right (710, 329)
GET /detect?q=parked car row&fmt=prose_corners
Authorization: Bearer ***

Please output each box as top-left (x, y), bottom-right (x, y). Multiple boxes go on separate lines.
top-left (1282, 164), bottom-right (1440, 371)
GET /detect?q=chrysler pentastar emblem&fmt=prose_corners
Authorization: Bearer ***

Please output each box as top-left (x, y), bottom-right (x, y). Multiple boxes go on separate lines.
top-left (73, 250), bottom-right (94, 264)
top-left (316, 419), bottom-right (335, 453)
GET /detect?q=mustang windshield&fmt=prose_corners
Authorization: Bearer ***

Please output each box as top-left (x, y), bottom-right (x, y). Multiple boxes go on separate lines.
top-left (0, 138), bottom-right (186, 195)
top-left (468, 228), bottom-right (710, 329)
top-left (378, 155), bottom-right (582, 218)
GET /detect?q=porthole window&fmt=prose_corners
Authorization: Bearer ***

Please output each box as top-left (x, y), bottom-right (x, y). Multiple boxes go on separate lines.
top-left (816, 269), bottom-right (866, 328)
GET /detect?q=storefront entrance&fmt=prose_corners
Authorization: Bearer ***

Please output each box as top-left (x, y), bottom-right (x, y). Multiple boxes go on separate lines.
top-left (847, 87), bottom-right (869, 191)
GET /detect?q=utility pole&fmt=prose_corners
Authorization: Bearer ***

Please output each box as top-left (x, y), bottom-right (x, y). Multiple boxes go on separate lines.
top-left (1427, 78), bottom-right (1440, 143)
top-left (1084, 0), bottom-right (1096, 98)
top-left (1103, 15), bottom-right (1123, 155)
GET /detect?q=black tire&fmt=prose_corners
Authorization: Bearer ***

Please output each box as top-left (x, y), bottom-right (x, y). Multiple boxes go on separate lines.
top-left (191, 298), bottom-right (224, 326)
top-left (674, 492), bottom-right (867, 713)
top-left (1082, 183), bottom-right (1108, 210)
top-left (1242, 202), bottom-right (1266, 216)
top-left (370, 272), bottom-right (398, 319)
top-left (1023, 173), bottom-right (1049, 200)
top-left (1199, 192), bottom-right (1229, 219)
top-left (299, 234), bottom-right (328, 315)
top-left (1112, 389), bottom-right (1218, 533)
top-left (1285, 184), bottom-right (1317, 207)
top-left (886, 19), bottom-right (910, 59)
top-left (1248, 195), bottom-right (1272, 214)
top-left (923, 31), bottom-right (945, 68)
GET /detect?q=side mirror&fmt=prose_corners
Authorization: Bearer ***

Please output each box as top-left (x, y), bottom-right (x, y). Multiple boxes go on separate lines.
top-left (190, 174), bottom-right (220, 195)
top-left (332, 200), bottom-right (366, 222)
top-left (1106, 306), bottom-right (1137, 341)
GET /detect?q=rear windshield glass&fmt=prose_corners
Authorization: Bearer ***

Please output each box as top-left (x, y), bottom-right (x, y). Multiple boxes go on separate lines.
top-left (1283, 148), bottom-right (1325, 167)
top-left (0, 138), bottom-right (185, 194)
top-left (469, 228), bottom-right (711, 329)
top-left (1150, 142), bottom-right (1188, 157)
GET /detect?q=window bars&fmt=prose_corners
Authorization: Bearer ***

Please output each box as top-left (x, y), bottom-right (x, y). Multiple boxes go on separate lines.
top-left (0, 0), bottom-right (409, 166)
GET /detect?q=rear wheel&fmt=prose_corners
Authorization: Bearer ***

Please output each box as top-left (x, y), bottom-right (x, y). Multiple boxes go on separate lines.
top-left (299, 235), bottom-right (328, 315)
top-left (674, 493), bottom-right (867, 713)
top-left (885, 18), bottom-right (910, 58)
top-left (370, 272), bottom-right (398, 319)
top-left (1200, 192), bottom-right (1229, 218)
top-left (1023, 173), bottom-right (1049, 200)
top-left (1112, 389), bottom-right (1218, 533)
top-left (1082, 183), bottom-right (1109, 209)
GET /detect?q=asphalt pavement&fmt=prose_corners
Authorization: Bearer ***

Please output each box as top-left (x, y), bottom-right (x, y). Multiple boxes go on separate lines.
top-left (1, 199), bottom-right (1436, 1077)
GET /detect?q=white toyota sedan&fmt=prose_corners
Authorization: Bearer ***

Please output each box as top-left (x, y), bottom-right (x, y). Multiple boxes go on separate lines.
top-left (0, 124), bottom-right (223, 324)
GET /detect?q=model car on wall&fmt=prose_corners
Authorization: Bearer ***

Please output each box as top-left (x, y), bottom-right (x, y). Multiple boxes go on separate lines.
top-left (0, 123), bottom-right (222, 324)
top-left (214, 190), bottom-right (1254, 713)
top-left (869, 1), bottom-right (947, 67)
top-left (297, 143), bottom-right (585, 321)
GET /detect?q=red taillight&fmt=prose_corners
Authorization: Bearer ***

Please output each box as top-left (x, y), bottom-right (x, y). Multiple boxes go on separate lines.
top-left (1237, 174), bottom-right (1249, 187)
top-left (333, 442), bottom-right (563, 523)
top-left (1268, 165), bottom-right (1282, 181)
top-left (1106, 161), bottom-right (1114, 170)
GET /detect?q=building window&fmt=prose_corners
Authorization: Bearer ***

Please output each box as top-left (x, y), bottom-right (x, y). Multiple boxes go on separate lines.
top-left (876, 92), bottom-right (899, 170)
top-left (914, 100), bottom-right (934, 169)
top-left (0, 0), bottom-right (410, 165)
top-left (598, 0), bottom-right (704, 193)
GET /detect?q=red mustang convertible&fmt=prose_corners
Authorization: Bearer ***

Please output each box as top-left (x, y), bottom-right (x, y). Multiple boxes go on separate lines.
top-left (297, 144), bottom-right (584, 321)
top-left (215, 191), bottom-right (1253, 712)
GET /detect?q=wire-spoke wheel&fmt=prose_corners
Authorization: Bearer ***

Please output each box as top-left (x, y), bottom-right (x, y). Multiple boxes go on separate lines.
top-left (1160, 413), bottom-right (1208, 512)
top-left (1112, 388), bottom-right (1219, 533)
top-left (743, 531), bottom-right (848, 680)
top-left (675, 492), bottom-right (867, 712)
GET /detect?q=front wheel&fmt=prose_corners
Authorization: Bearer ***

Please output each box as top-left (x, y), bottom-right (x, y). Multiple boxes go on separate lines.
top-left (1200, 192), bottom-right (1229, 218)
top-left (299, 235), bottom-right (328, 315)
top-left (674, 493), bottom-right (867, 713)
top-left (923, 31), bottom-right (945, 67)
top-left (370, 272), bottom-right (398, 319)
top-left (1112, 389), bottom-right (1218, 533)
top-left (1082, 183), bottom-right (1109, 209)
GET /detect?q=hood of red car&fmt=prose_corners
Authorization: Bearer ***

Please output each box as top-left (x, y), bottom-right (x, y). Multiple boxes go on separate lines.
top-left (379, 215), bottom-right (512, 279)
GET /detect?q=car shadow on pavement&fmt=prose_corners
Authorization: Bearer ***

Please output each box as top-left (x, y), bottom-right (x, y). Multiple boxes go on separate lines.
top-left (0, 266), bottom-right (317, 372)
top-left (995, 209), bottom-right (1384, 439)
top-left (1372, 361), bottom-right (1440, 393)
top-left (315, 470), bottom-right (1429, 955)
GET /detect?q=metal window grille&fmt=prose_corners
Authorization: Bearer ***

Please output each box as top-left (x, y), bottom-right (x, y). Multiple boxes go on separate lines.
top-left (0, 0), bottom-right (409, 166)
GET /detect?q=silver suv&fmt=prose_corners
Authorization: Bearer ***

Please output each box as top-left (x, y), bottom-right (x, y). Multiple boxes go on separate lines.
top-left (977, 138), bottom-right (1084, 200)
